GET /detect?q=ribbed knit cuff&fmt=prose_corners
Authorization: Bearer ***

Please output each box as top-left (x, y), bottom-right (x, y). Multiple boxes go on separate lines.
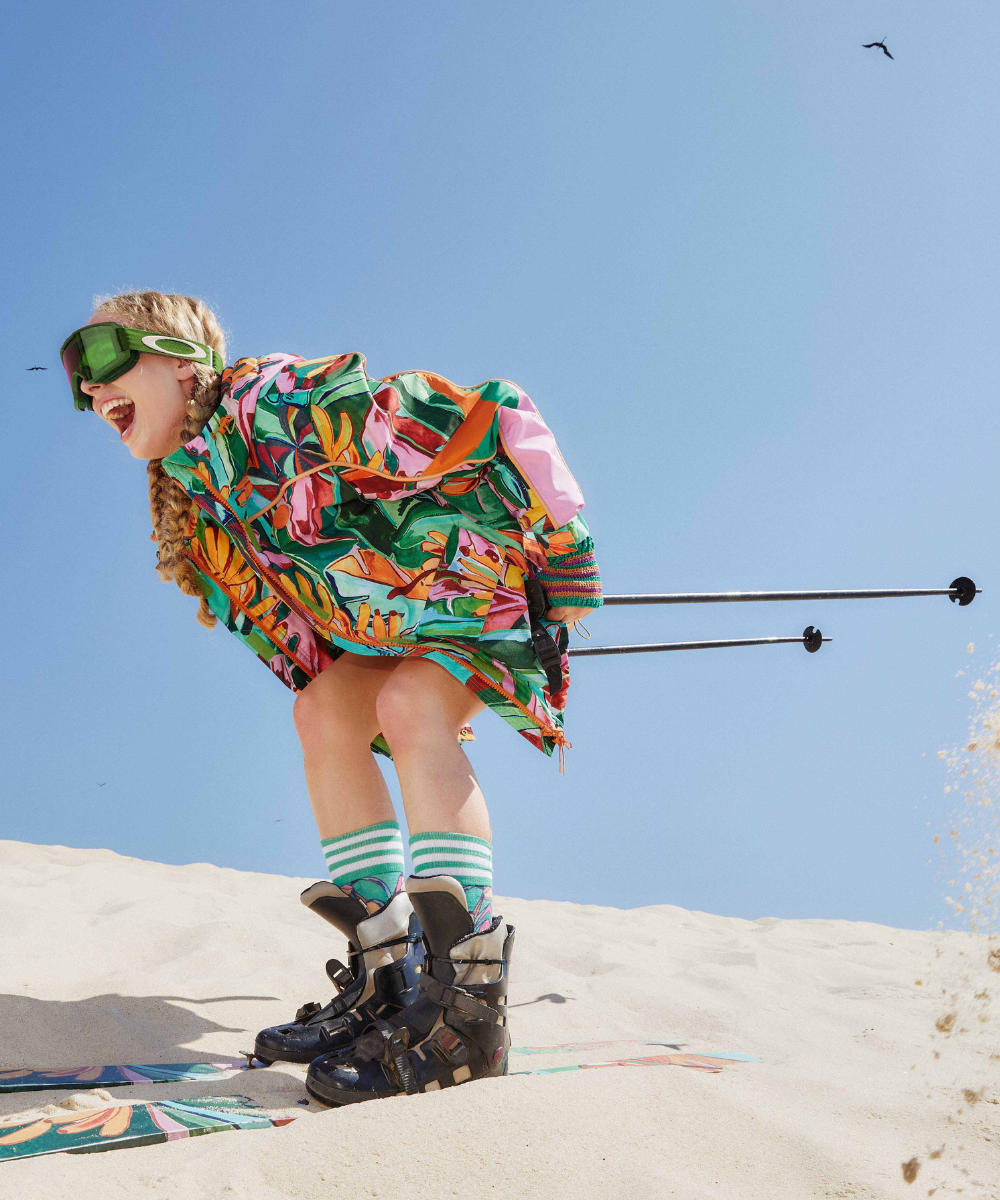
top-left (536, 540), bottom-right (603, 609)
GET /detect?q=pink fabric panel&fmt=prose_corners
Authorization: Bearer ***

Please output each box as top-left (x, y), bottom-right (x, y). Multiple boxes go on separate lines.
top-left (221, 353), bottom-right (302, 424)
top-left (497, 389), bottom-right (585, 528)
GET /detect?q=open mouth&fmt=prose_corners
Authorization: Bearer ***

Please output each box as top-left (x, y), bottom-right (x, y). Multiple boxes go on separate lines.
top-left (100, 398), bottom-right (136, 440)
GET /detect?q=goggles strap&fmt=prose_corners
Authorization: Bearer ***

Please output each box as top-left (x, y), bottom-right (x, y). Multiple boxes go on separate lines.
top-left (118, 327), bottom-right (223, 373)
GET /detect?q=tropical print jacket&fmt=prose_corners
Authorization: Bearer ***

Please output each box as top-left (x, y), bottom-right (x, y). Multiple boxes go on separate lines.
top-left (161, 353), bottom-right (602, 758)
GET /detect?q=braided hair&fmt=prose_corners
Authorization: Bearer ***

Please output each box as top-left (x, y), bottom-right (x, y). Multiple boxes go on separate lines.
top-left (92, 291), bottom-right (227, 628)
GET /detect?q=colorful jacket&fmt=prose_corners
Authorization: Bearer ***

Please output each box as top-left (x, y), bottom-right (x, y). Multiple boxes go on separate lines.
top-left (161, 353), bottom-right (602, 757)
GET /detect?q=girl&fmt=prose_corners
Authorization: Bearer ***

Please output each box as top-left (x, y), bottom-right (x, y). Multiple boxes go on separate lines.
top-left (60, 291), bottom-right (602, 1105)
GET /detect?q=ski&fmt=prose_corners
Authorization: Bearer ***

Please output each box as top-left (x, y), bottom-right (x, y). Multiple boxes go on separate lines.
top-left (0, 1095), bottom-right (295, 1162)
top-left (1, 1043), bottom-right (758, 1094)
top-left (510, 1039), bottom-right (688, 1055)
top-left (511, 1050), bottom-right (760, 1076)
top-left (0, 1061), bottom-right (249, 1095)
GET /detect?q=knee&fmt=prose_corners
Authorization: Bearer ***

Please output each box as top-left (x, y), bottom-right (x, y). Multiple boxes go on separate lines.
top-left (293, 682), bottom-right (374, 749)
top-left (376, 675), bottom-right (447, 755)
top-left (292, 688), bottom-right (330, 746)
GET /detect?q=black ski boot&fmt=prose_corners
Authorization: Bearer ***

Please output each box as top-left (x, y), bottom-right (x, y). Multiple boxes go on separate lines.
top-left (305, 875), bottom-right (513, 1105)
top-left (253, 882), bottom-right (424, 1065)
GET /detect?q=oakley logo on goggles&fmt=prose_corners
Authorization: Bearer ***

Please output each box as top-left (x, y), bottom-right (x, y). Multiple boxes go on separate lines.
top-left (60, 322), bottom-right (224, 412)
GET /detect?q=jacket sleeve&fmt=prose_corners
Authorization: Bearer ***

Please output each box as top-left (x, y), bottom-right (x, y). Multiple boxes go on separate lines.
top-left (495, 388), bottom-right (603, 610)
top-left (534, 521), bottom-right (603, 609)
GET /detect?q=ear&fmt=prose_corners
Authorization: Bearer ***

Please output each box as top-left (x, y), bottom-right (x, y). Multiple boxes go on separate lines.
top-left (174, 359), bottom-right (198, 399)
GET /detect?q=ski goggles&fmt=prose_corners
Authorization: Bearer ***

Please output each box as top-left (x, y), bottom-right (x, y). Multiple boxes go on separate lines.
top-left (60, 322), bottom-right (224, 412)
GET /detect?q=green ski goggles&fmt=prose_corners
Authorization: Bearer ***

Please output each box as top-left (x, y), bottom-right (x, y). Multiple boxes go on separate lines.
top-left (60, 322), bottom-right (224, 412)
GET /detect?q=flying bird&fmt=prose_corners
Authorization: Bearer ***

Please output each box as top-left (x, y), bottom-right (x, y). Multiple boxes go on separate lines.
top-left (863, 39), bottom-right (893, 59)
top-left (27, 366), bottom-right (47, 371)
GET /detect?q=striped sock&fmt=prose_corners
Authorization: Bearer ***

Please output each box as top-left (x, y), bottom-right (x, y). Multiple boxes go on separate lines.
top-left (321, 821), bottom-right (405, 914)
top-left (409, 831), bottom-right (493, 933)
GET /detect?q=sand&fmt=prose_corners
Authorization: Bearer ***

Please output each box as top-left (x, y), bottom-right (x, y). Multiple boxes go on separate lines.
top-left (0, 840), bottom-right (996, 1199)
top-left (937, 661), bottom-right (1000, 933)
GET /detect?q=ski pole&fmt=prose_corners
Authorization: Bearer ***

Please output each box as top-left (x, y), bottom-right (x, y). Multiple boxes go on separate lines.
top-left (567, 626), bottom-right (830, 657)
top-left (601, 576), bottom-right (979, 608)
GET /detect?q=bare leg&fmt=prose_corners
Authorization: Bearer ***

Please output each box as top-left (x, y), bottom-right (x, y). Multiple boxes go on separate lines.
top-left (375, 657), bottom-right (489, 839)
top-left (292, 653), bottom-right (398, 839)
top-left (257, 654), bottom-right (422, 1070)
top-left (300, 657), bottom-right (509, 1103)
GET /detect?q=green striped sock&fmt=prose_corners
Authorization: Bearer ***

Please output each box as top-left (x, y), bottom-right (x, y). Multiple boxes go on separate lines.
top-left (409, 831), bottom-right (493, 933)
top-left (321, 821), bottom-right (405, 915)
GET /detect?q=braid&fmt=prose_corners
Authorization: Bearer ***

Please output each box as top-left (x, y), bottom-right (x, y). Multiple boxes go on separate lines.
top-left (147, 368), bottom-right (224, 627)
top-left (93, 291), bottom-right (227, 629)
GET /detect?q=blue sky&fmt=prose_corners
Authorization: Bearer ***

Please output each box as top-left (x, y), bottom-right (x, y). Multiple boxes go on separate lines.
top-left (2, 1), bottom-right (997, 928)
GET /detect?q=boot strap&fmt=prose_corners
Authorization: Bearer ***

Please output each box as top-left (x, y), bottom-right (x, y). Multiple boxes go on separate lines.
top-left (324, 959), bottom-right (356, 992)
top-left (355, 1021), bottom-right (419, 1095)
top-left (367, 933), bottom-right (422, 953)
top-left (426, 953), bottom-right (504, 968)
top-left (422, 976), bottom-right (502, 1025)
top-left (326, 932), bottom-right (419, 995)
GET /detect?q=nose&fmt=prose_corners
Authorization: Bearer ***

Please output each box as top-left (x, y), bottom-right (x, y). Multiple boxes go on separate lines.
top-left (80, 379), bottom-right (101, 397)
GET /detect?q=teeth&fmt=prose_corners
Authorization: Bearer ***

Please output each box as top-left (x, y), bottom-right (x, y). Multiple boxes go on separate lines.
top-left (100, 399), bottom-right (132, 418)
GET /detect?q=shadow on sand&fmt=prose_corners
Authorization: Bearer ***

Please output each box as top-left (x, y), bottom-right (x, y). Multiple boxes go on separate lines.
top-left (0, 991), bottom-right (280, 1071)
top-left (508, 992), bottom-right (574, 1008)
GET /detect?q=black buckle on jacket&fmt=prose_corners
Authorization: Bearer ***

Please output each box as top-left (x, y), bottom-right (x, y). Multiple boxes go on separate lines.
top-left (525, 574), bottom-right (564, 694)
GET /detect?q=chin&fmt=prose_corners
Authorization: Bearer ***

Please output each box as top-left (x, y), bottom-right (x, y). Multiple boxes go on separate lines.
top-left (126, 431), bottom-right (177, 461)
top-left (126, 438), bottom-right (160, 462)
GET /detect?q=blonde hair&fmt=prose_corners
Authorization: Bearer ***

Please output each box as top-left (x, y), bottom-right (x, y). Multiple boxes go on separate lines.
top-left (92, 290), bottom-right (227, 629)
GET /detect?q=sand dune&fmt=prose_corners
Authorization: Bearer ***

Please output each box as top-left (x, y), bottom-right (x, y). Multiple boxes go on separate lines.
top-left (0, 840), bottom-right (996, 1199)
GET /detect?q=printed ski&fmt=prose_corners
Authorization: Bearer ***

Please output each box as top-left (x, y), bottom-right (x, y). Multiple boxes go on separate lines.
top-left (510, 1039), bottom-right (687, 1056)
top-left (0, 1095), bottom-right (295, 1162)
top-left (510, 1050), bottom-right (760, 1076)
top-left (0, 1041), bottom-right (760, 1097)
top-left (0, 1061), bottom-right (248, 1095)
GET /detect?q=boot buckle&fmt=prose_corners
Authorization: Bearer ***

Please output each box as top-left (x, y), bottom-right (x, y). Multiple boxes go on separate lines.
top-left (355, 1022), bottom-right (419, 1096)
top-left (423, 976), bottom-right (501, 1024)
top-left (385, 1027), bottom-right (419, 1096)
top-left (325, 958), bottom-right (356, 992)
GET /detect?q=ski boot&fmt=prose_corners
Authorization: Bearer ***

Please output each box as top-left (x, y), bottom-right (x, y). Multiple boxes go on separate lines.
top-left (253, 882), bottom-right (424, 1065)
top-left (305, 875), bottom-right (514, 1105)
